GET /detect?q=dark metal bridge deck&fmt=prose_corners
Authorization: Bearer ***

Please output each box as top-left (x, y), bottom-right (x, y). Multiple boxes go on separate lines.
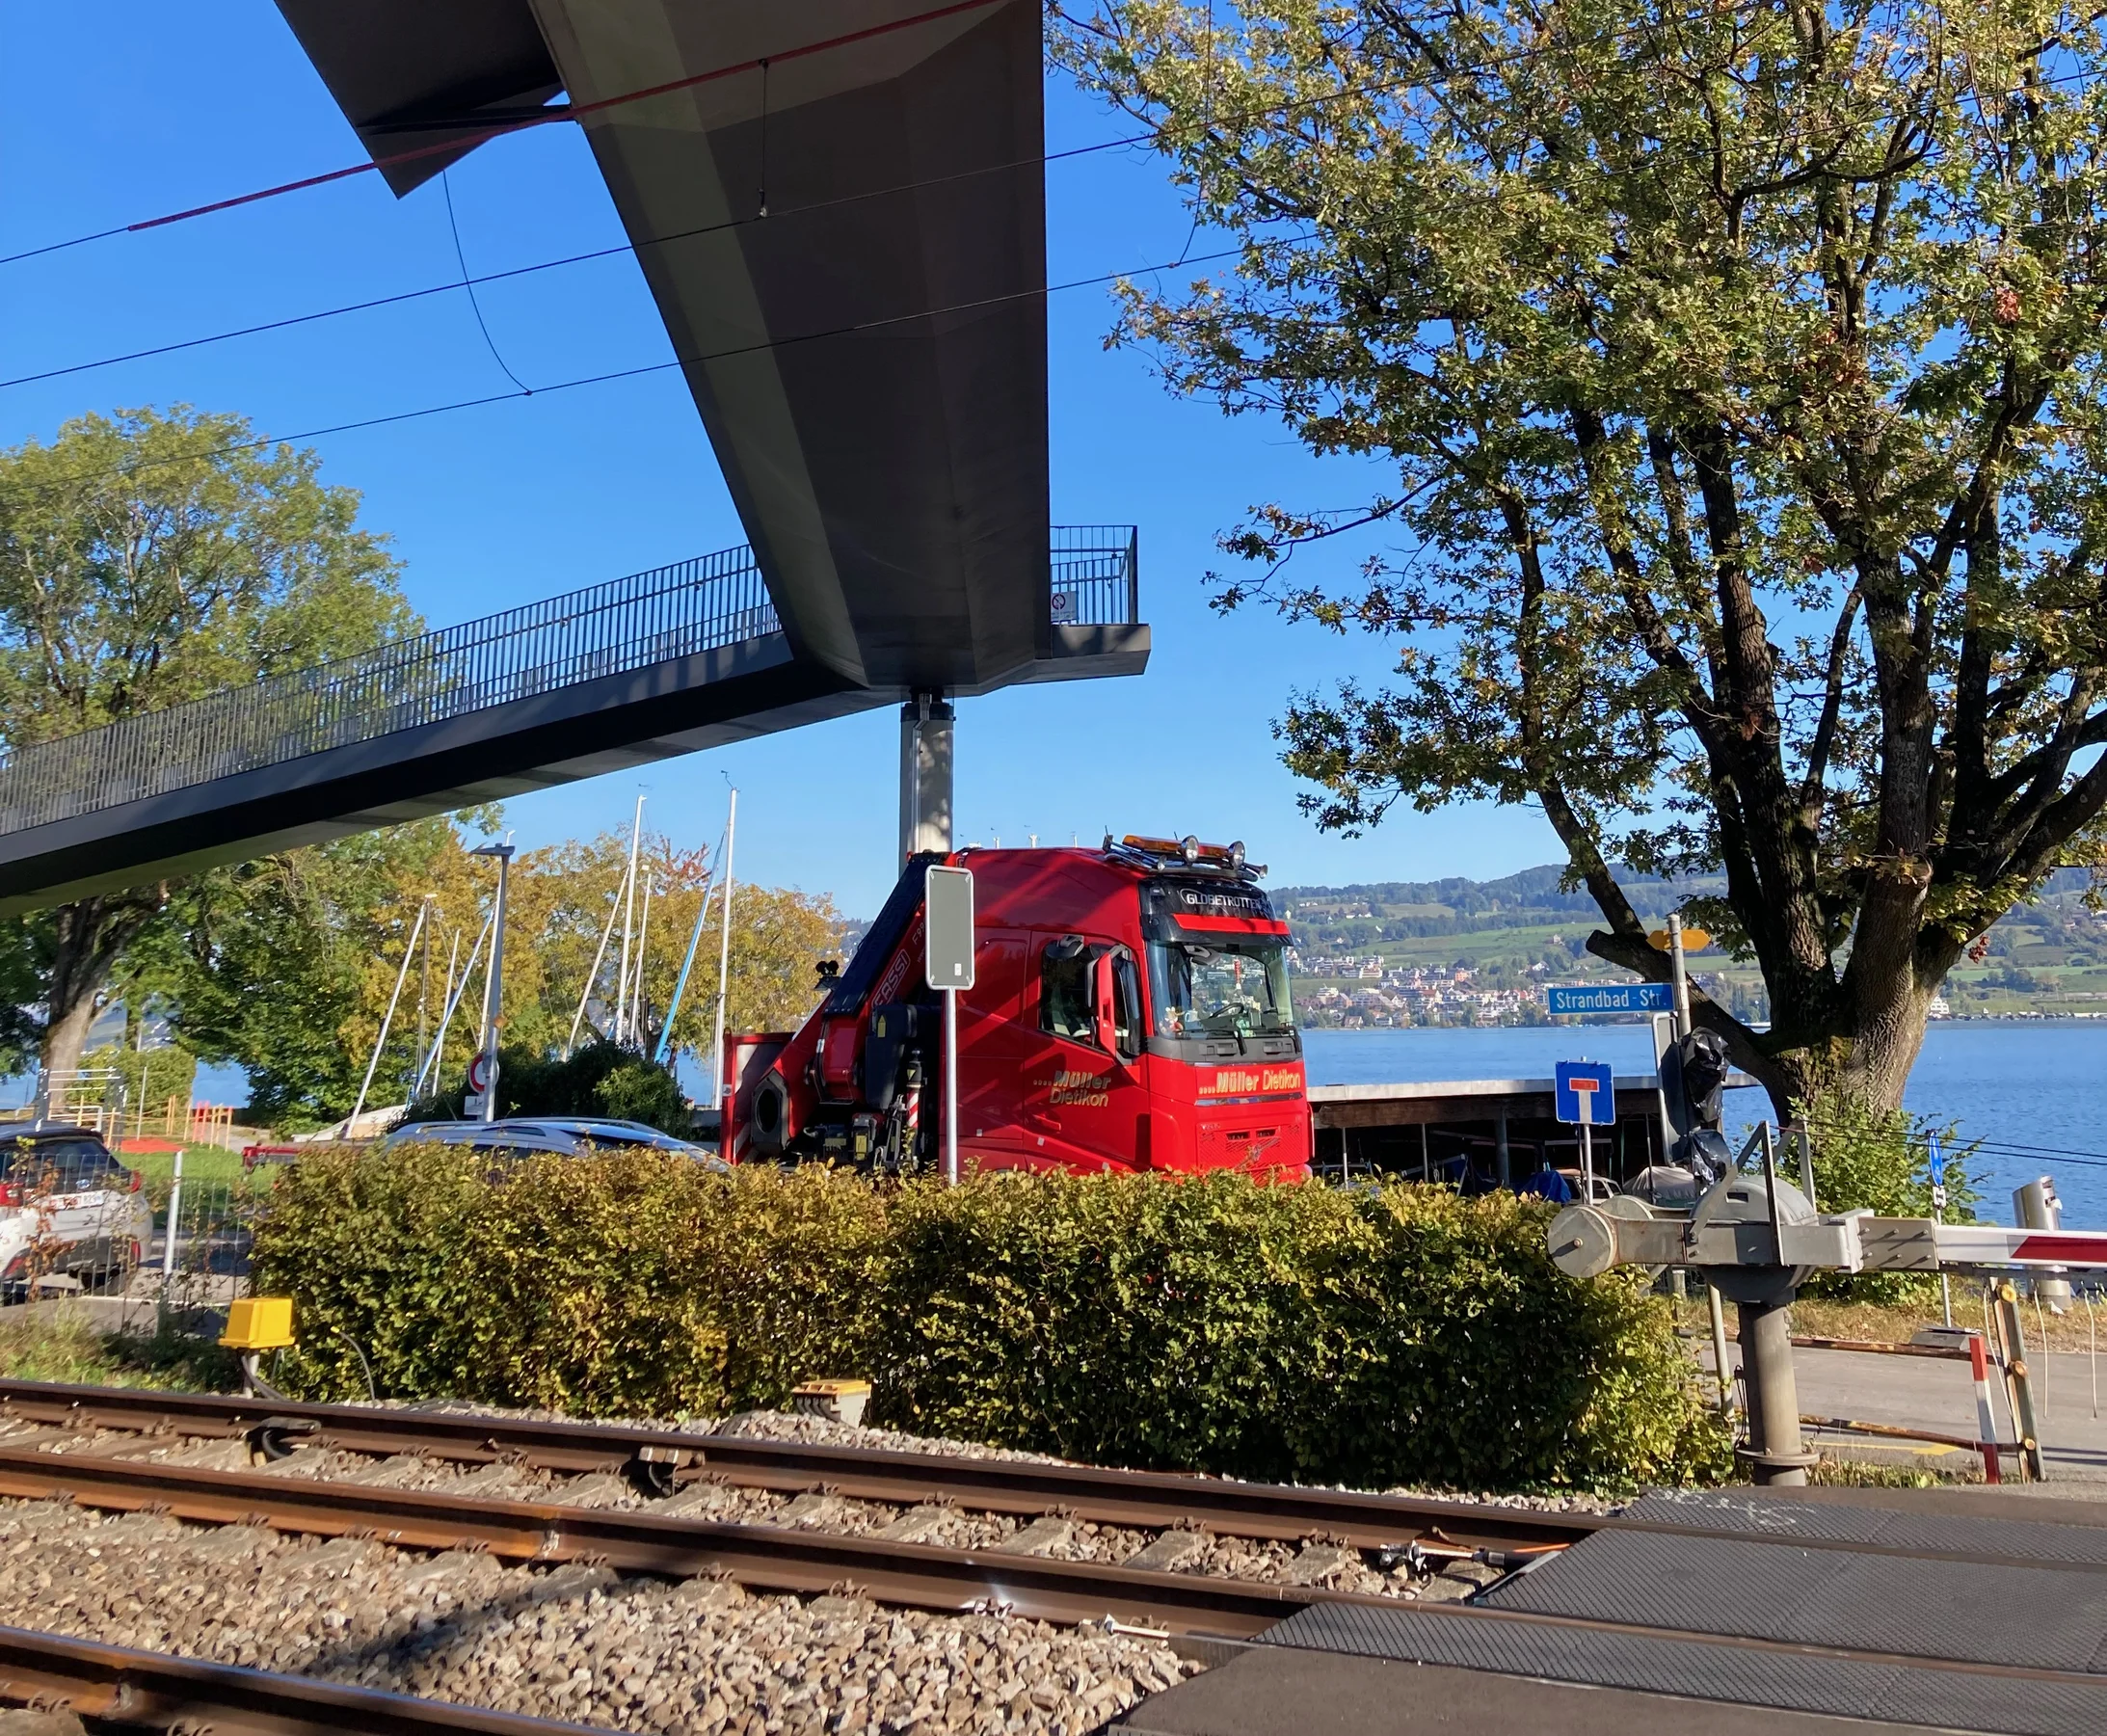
top-left (273, 0), bottom-right (1068, 702)
top-left (0, 530), bottom-right (1140, 913)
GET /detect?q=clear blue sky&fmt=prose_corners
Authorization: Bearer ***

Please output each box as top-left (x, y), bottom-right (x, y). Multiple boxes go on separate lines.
top-left (0, 2), bottom-right (1562, 918)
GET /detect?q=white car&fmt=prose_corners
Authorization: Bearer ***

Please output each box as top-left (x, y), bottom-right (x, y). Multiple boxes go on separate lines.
top-left (0, 1126), bottom-right (152, 1295)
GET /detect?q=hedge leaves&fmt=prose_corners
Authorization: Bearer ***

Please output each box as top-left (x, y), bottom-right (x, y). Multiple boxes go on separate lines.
top-left (253, 1151), bottom-right (1727, 1490)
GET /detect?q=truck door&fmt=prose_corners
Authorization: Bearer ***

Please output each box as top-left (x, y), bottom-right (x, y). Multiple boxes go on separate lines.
top-left (1018, 933), bottom-right (1147, 1172)
top-left (955, 929), bottom-right (1027, 1161)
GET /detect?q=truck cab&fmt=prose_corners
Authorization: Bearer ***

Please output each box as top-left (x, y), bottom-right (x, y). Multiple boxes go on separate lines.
top-left (723, 836), bottom-right (1310, 1180)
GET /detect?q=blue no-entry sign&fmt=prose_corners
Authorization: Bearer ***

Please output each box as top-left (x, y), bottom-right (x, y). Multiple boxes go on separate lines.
top-left (1555, 1060), bottom-right (1616, 1127)
top-left (1546, 982), bottom-right (1672, 1016)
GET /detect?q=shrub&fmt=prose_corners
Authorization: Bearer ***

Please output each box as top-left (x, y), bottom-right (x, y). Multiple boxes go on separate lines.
top-left (1796, 1091), bottom-right (1978, 1303)
top-left (252, 1153), bottom-right (1730, 1491)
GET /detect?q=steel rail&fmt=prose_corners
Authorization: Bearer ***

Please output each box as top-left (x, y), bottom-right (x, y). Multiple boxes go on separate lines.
top-left (3, 1449), bottom-right (2102, 1708)
top-left (0, 1445), bottom-right (1379, 1638)
top-left (2, 1382), bottom-right (2094, 1579)
top-left (0, 1621), bottom-right (609, 1736)
top-left (7, 1380), bottom-right (2094, 1582)
top-left (0, 1379), bottom-right (1587, 1553)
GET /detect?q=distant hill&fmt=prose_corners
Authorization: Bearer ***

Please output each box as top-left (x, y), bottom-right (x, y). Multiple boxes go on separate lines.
top-left (1275, 864), bottom-right (2105, 1027)
top-left (1273, 865), bottom-right (1724, 940)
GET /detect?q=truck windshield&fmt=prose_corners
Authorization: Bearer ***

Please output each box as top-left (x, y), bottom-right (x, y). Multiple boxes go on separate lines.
top-left (1148, 939), bottom-right (1294, 1038)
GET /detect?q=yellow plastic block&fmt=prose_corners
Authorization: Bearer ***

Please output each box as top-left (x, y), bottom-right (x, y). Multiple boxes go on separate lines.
top-left (791, 1377), bottom-right (872, 1426)
top-left (220, 1295), bottom-right (295, 1351)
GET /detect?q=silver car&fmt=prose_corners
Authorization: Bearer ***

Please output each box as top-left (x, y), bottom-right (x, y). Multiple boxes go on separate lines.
top-left (375, 1116), bottom-right (728, 1169)
top-left (0, 1126), bottom-right (153, 1295)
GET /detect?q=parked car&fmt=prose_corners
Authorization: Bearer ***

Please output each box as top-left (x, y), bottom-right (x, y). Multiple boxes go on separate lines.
top-left (375, 1117), bottom-right (729, 1170)
top-left (0, 1125), bottom-right (152, 1295)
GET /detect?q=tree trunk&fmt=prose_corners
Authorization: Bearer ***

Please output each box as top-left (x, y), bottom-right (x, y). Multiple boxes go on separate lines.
top-left (1592, 923), bottom-right (1947, 1125)
top-left (39, 990), bottom-right (98, 1082)
top-left (1760, 971), bottom-right (1945, 1120)
top-left (37, 892), bottom-right (167, 1084)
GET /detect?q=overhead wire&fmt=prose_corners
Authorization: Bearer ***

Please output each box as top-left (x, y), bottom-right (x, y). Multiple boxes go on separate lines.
top-left (13, 4), bottom-right (2106, 407)
top-left (0, 60), bottom-right (2008, 399)
top-left (0, 0), bottom-right (1799, 274)
top-left (0, 126), bottom-right (1198, 395)
top-left (0, 236), bottom-right (1317, 510)
top-left (5, 3), bottom-right (2099, 499)
top-left (1800, 1115), bottom-right (2107, 1172)
top-left (440, 172), bottom-right (532, 396)
top-left (0, 0), bottom-right (1012, 269)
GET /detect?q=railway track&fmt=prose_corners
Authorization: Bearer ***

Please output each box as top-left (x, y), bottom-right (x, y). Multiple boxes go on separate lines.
top-left (2, 1379), bottom-right (2103, 1736)
top-left (0, 1379), bottom-right (1587, 1556)
top-left (0, 1624), bottom-right (609, 1736)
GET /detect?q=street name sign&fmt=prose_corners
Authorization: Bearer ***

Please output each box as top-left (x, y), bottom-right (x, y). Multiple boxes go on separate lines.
top-left (1546, 982), bottom-right (1672, 1016)
top-left (1555, 1060), bottom-right (1616, 1127)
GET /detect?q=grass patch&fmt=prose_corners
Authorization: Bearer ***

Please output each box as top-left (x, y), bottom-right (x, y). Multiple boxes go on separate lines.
top-left (122, 1145), bottom-right (250, 1192)
top-left (1804, 1455), bottom-right (1985, 1488)
top-left (1680, 1295), bottom-right (2107, 1355)
top-left (0, 1306), bottom-right (241, 1392)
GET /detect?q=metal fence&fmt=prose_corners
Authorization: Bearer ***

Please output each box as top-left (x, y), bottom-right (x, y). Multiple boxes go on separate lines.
top-left (0, 546), bottom-right (779, 837)
top-left (144, 1163), bottom-right (254, 1312)
top-left (0, 529), bottom-right (1139, 840)
top-left (1050, 524), bottom-right (1140, 627)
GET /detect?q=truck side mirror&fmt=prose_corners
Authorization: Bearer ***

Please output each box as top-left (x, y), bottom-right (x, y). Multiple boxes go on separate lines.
top-left (1093, 951), bottom-right (1119, 1055)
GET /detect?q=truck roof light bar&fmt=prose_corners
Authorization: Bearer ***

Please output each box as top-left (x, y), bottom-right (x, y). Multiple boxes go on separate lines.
top-left (1107, 834), bottom-right (1266, 879)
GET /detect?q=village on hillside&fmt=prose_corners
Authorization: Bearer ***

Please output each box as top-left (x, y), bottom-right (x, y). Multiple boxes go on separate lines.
top-left (1284, 867), bottom-right (2107, 1028)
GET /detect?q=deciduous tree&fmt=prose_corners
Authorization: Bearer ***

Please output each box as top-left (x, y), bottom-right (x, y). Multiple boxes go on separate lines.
top-left (0, 407), bottom-right (413, 1078)
top-left (1055, 0), bottom-right (2107, 1112)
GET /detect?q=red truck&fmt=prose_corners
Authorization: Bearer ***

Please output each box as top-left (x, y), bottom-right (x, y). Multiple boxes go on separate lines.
top-left (720, 835), bottom-right (1310, 1179)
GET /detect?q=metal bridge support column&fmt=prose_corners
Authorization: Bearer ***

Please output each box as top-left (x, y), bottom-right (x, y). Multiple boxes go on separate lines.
top-left (899, 693), bottom-right (953, 861)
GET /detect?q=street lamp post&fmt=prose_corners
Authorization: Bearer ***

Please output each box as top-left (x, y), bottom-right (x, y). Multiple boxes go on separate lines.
top-left (469, 841), bottom-right (515, 1123)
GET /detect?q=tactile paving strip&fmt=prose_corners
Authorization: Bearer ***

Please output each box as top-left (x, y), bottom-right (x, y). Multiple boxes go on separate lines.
top-left (1482, 1528), bottom-right (2107, 1671)
top-left (1628, 1490), bottom-right (2107, 1568)
top-left (1258, 1602), bottom-right (2107, 1736)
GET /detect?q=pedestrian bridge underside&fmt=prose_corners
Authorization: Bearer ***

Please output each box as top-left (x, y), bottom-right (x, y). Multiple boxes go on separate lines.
top-left (273, 0), bottom-right (1070, 701)
top-left (0, 533), bottom-right (1142, 914)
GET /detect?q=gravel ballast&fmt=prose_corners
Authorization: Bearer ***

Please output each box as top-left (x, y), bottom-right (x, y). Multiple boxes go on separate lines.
top-left (0, 1498), bottom-right (1196, 1734)
top-left (0, 1402), bottom-right (1623, 1730)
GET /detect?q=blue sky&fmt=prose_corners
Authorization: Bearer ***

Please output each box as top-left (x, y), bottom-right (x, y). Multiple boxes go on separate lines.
top-left (0, 2), bottom-right (1561, 918)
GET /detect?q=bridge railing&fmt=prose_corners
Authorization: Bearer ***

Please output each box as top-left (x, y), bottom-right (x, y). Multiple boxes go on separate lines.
top-left (0, 528), bottom-right (1139, 839)
top-left (1050, 524), bottom-right (1140, 627)
top-left (0, 547), bottom-right (778, 838)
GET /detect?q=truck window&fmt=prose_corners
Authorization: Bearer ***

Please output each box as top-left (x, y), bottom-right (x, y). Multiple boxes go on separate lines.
top-left (1039, 937), bottom-right (1095, 1044)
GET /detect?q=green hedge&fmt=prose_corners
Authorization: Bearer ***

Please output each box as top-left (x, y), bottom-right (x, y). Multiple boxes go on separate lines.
top-left (251, 1151), bottom-right (1728, 1491)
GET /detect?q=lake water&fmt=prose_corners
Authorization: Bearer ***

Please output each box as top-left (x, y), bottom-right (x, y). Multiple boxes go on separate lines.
top-left (35, 1024), bottom-right (2107, 1225)
top-left (1303, 1023), bottom-right (2107, 1228)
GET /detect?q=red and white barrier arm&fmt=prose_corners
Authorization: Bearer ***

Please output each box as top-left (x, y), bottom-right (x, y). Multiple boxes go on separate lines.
top-left (1934, 1223), bottom-right (2107, 1269)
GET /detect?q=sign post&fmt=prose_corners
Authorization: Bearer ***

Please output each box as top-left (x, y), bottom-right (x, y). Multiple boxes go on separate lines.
top-left (923, 866), bottom-right (975, 1185)
top-left (1928, 1131), bottom-right (1952, 1327)
top-left (468, 841), bottom-right (515, 1123)
top-left (1554, 1060), bottom-right (1616, 1200)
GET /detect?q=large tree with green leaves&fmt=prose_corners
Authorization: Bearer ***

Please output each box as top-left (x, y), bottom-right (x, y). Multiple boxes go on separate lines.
top-left (1055, 0), bottom-right (2107, 1112)
top-left (0, 407), bottom-right (414, 1078)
